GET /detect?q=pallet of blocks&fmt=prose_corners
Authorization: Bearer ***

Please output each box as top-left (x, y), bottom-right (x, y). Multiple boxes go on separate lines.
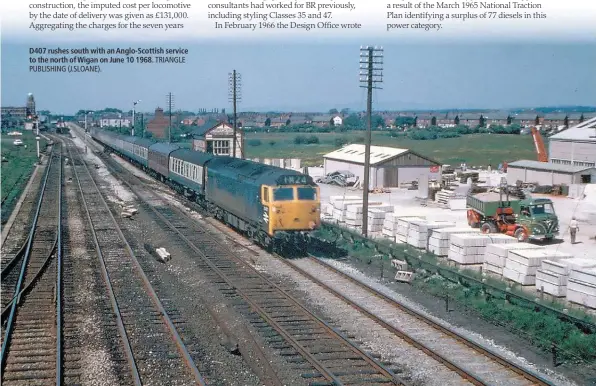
top-left (367, 209), bottom-right (389, 232)
top-left (566, 267), bottom-right (596, 309)
top-left (383, 214), bottom-right (425, 241)
top-left (344, 204), bottom-right (393, 227)
top-left (427, 227), bottom-right (481, 257)
top-left (448, 233), bottom-right (516, 270)
top-left (406, 220), bottom-right (457, 249)
top-left (434, 189), bottom-right (456, 206)
top-left (483, 243), bottom-right (545, 276)
top-left (330, 199), bottom-right (364, 222)
top-left (536, 258), bottom-right (596, 297)
top-left (503, 248), bottom-right (573, 287)
top-left (395, 217), bottom-right (426, 243)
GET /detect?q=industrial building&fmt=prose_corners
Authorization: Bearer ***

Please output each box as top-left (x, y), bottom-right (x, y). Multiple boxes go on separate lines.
top-left (323, 144), bottom-right (441, 188)
top-left (506, 160), bottom-right (596, 186)
top-left (548, 116), bottom-right (596, 167)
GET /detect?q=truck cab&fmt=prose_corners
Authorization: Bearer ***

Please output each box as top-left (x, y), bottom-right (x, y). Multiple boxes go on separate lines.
top-left (516, 198), bottom-right (559, 241)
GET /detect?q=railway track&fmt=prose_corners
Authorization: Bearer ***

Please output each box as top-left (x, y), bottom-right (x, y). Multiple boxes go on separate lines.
top-left (64, 139), bottom-right (207, 386)
top-left (278, 256), bottom-right (556, 386)
top-left (1, 143), bottom-right (64, 385)
top-left (86, 155), bottom-right (408, 385)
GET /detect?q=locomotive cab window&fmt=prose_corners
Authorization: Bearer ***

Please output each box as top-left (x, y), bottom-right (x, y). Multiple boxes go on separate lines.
top-left (297, 187), bottom-right (317, 200)
top-left (273, 187), bottom-right (294, 201)
top-left (262, 187), bottom-right (270, 203)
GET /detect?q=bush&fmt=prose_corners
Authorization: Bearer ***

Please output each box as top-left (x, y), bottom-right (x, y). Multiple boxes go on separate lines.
top-left (269, 140), bottom-right (276, 146)
top-left (335, 137), bottom-right (349, 147)
top-left (248, 139), bottom-right (262, 146)
top-left (295, 135), bottom-right (320, 144)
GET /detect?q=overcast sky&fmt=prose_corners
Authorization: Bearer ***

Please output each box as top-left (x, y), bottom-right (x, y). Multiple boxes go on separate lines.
top-left (2, 42), bottom-right (595, 114)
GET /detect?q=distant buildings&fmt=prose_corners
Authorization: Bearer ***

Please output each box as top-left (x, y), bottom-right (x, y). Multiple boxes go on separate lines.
top-left (146, 107), bottom-right (169, 138)
top-left (1, 93), bottom-right (38, 129)
top-left (99, 114), bottom-right (131, 128)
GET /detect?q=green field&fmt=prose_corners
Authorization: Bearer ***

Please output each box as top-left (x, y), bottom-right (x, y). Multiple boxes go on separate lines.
top-left (1, 131), bottom-right (47, 224)
top-left (244, 132), bottom-right (538, 167)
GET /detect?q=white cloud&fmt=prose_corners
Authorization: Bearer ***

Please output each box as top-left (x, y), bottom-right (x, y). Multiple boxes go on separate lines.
top-left (1, 0), bottom-right (595, 43)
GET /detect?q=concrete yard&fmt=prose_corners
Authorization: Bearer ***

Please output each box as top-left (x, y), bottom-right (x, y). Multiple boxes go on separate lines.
top-left (318, 171), bottom-right (596, 260)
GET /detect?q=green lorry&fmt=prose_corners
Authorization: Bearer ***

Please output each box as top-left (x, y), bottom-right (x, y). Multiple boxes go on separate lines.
top-left (466, 191), bottom-right (559, 242)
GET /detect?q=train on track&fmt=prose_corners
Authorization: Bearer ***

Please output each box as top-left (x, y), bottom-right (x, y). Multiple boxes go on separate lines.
top-left (89, 128), bottom-right (321, 255)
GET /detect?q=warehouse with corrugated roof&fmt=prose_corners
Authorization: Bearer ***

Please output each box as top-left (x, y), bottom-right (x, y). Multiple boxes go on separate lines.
top-left (548, 116), bottom-right (596, 168)
top-left (323, 144), bottom-right (441, 188)
top-left (506, 160), bottom-right (596, 186)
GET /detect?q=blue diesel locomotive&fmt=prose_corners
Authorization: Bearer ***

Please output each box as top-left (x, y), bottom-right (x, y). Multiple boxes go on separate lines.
top-left (90, 128), bottom-right (321, 253)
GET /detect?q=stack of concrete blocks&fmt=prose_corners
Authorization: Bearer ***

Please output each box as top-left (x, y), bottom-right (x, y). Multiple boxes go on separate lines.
top-left (483, 243), bottom-right (545, 276)
top-left (536, 258), bottom-right (596, 298)
top-left (321, 203), bottom-right (334, 221)
top-left (395, 217), bottom-right (426, 243)
top-left (329, 196), bottom-right (361, 223)
top-left (448, 234), bottom-right (516, 271)
top-left (406, 220), bottom-right (456, 249)
top-left (382, 214), bottom-right (425, 242)
top-left (343, 204), bottom-right (392, 232)
top-left (566, 267), bottom-right (596, 309)
top-left (367, 207), bottom-right (395, 234)
top-left (504, 249), bottom-right (573, 287)
top-left (427, 227), bottom-right (481, 257)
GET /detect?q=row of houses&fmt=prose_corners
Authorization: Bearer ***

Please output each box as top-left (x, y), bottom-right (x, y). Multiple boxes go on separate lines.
top-left (181, 111), bottom-right (594, 130)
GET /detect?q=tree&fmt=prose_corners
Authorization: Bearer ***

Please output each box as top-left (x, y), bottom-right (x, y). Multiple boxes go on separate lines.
top-left (454, 115), bottom-right (460, 125)
top-left (534, 115), bottom-right (540, 126)
top-left (564, 115), bottom-right (569, 128)
top-left (506, 115), bottom-right (512, 125)
top-left (340, 108), bottom-right (351, 115)
top-left (329, 117), bottom-right (335, 127)
top-left (372, 115), bottom-right (385, 128)
top-left (431, 116), bottom-right (437, 126)
top-left (479, 115), bottom-right (486, 127)
top-left (286, 119), bottom-right (291, 126)
top-left (343, 114), bottom-right (364, 129)
top-left (265, 117), bottom-right (271, 127)
top-left (395, 116), bottom-right (416, 127)
top-left (329, 108), bottom-right (338, 114)
top-left (579, 113), bottom-right (585, 123)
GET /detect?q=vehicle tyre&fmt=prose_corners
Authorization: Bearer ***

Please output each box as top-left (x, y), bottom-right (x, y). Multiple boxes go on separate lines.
top-left (481, 222), bottom-right (497, 234)
top-left (514, 228), bottom-right (529, 242)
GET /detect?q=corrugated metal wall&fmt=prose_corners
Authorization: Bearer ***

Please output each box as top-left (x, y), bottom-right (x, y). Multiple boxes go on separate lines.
top-left (507, 167), bottom-right (574, 185)
top-left (549, 140), bottom-right (596, 164)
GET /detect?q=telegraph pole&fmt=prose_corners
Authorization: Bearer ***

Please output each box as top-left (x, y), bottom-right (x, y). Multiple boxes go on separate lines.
top-left (132, 100), bottom-right (140, 136)
top-left (228, 70), bottom-right (242, 158)
top-left (359, 46), bottom-right (384, 238)
top-left (166, 92), bottom-right (175, 143)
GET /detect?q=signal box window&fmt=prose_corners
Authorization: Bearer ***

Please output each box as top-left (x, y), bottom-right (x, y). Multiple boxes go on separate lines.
top-left (263, 187), bottom-right (270, 203)
top-left (297, 187), bottom-right (317, 200)
top-left (273, 187), bottom-right (294, 201)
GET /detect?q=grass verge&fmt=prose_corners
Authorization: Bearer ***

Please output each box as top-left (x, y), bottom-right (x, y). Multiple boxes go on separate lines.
top-left (1, 131), bottom-right (47, 224)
